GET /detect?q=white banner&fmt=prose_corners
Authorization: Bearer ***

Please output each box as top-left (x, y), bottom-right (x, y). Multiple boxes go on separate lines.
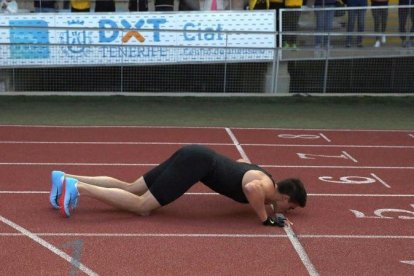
top-left (0, 11), bottom-right (276, 67)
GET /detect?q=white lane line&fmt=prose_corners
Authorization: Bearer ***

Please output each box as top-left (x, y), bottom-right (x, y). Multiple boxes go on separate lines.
top-left (189, 193), bottom-right (414, 198)
top-left (307, 194), bottom-right (414, 197)
top-left (370, 173), bottom-right (391, 188)
top-left (342, 151), bottom-right (358, 163)
top-left (1, 124), bottom-right (412, 133)
top-left (1, 141), bottom-right (413, 149)
top-left (0, 232), bottom-right (286, 238)
top-left (2, 191), bottom-right (414, 197)
top-left (243, 144), bottom-right (414, 149)
top-left (0, 162), bottom-right (158, 166)
top-left (225, 128), bottom-right (319, 276)
top-left (0, 141), bottom-right (234, 146)
top-left (1, 163), bottom-right (414, 170)
top-left (230, 127), bottom-right (414, 133)
top-left (0, 215), bottom-right (98, 276)
top-left (284, 226), bottom-right (319, 276)
top-left (319, 133), bottom-right (331, 143)
top-left (409, 134), bottom-right (414, 138)
top-left (299, 235), bottom-right (414, 239)
top-left (0, 191), bottom-right (50, 194)
top-left (0, 125), bottom-right (224, 129)
top-left (400, 260), bottom-right (414, 266)
top-left (262, 165), bottom-right (414, 170)
top-left (1, 233), bottom-right (413, 239)
top-left (225, 128), bottom-right (249, 161)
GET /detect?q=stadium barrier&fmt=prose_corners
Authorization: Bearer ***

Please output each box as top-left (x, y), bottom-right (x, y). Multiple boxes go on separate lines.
top-left (0, 2), bottom-right (413, 94)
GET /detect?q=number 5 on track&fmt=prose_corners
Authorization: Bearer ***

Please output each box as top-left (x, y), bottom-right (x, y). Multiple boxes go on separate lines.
top-left (350, 204), bottom-right (414, 220)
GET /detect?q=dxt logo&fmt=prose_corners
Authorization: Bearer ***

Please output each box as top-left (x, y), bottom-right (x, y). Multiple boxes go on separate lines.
top-left (99, 18), bottom-right (167, 43)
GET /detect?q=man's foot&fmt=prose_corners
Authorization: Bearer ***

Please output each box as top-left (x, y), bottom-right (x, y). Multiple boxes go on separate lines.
top-left (58, 177), bottom-right (79, 218)
top-left (50, 171), bottom-right (64, 209)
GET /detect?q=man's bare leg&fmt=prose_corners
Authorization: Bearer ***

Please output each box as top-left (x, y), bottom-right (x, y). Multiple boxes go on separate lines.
top-left (77, 182), bottom-right (161, 216)
top-left (65, 174), bottom-right (149, 195)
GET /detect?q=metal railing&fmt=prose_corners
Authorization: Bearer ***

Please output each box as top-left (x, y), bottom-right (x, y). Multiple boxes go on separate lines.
top-left (0, 4), bottom-right (413, 94)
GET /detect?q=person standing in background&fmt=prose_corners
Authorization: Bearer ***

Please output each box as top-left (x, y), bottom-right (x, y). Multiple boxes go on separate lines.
top-left (0, 0), bottom-right (18, 13)
top-left (128, 0), bottom-right (148, 11)
top-left (269, 0), bottom-right (285, 47)
top-left (95, 0), bottom-right (115, 12)
top-left (70, 0), bottom-right (90, 12)
top-left (154, 0), bottom-right (174, 11)
top-left (346, 0), bottom-right (368, 47)
top-left (249, 0), bottom-right (269, 10)
top-left (282, 0), bottom-right (303, 49)
top-left (229, 0), bottom-right (247, 9)
top-left (371, 0), bottom-right (389, 47)
top-left (34, 0), bottom-right (56, 12)
top-left (398, 0), bottom-right (414, 47)
top-left (314, 0), bottom-right (336, 48)
top-left (270, 0), bottom-right (284, 13)
top-left (179, 0), bottom-right (200, 10)
top-left (202, 0), bottom-right (225, 10)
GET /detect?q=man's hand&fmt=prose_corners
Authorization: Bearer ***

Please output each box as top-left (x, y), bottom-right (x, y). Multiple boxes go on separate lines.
top-left (262, 215), bottom-right (286, 227)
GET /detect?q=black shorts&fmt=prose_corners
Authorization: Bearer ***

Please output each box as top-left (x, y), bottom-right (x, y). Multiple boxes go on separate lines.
top-left (143, 145), bottom-right (215, 206)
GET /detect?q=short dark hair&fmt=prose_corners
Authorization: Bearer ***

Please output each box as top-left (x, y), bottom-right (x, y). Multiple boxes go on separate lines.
top-left (277, 178), bottom-right (307, 207)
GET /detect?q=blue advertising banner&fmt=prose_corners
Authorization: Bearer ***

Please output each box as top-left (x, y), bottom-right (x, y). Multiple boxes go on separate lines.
top-left (0, 11), bottom-right (276, 67)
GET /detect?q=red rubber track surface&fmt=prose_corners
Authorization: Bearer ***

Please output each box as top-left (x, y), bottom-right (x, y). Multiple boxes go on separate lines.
top-left (0, 126), bottom-right (413, 276)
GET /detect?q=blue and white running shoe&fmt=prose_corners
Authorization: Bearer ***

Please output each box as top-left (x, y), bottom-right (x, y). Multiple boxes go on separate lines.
top-left (59, 177), bottom-right (79, 218)
top-left (50, 171), bottom-right (65, 209)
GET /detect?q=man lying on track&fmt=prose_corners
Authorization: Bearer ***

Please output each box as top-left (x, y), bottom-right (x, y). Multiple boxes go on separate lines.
top-left (49, 144), bottom-right (307, 227)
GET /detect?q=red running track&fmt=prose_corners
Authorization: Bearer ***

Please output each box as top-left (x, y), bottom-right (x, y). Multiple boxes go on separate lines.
top-left (0, 125), bottom-right (413, 276)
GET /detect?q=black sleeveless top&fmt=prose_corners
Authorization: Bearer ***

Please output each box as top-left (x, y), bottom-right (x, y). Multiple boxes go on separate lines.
top-left (200, 147), bottom-right (274, 204)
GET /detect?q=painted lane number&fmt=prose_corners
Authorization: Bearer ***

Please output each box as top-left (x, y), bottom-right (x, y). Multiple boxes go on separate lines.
top-left (319, 173), bottom-right (390, 188)
top-left (350, 204), bottom-right (414, 220)
top-left (319, 176), bottom-right (376, 185)
top-left (62, 239), bottom-right (84, 275)
top-left (278, 133), bottom-right (331, 142)
top-left (297, 151), bottom-right (358, 163)
top-left (279, 134), bottom-right (321, 140)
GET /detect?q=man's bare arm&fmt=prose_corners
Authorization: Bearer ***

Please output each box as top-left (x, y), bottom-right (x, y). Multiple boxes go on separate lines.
top-left (243, 180), bottom-right (267, 222)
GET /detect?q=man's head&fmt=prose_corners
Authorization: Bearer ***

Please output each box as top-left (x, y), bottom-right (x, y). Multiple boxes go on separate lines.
top-left (276, 178), bottom-right (307, 210)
